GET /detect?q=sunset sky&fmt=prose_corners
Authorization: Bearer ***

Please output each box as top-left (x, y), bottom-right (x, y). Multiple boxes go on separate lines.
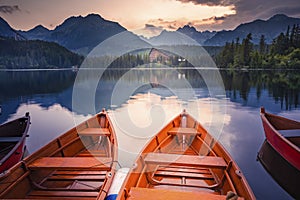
top-left (0, 0), bottom-right (299, 37)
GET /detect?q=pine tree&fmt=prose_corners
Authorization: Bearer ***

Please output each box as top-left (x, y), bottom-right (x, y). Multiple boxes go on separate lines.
top-left (259, 35), bottom-right (266, 55)
top-left (290, 24), bottom-right (296, 47)
top-left (242, 33), bottom-right (253, 66)
top-left (285, 25), bottom-right (290, 47)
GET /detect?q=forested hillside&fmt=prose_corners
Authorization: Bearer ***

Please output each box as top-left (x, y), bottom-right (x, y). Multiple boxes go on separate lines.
top-left (216, 25), bottom-right (300, 69)
top-left (0, 38), bottom-right (83, 69)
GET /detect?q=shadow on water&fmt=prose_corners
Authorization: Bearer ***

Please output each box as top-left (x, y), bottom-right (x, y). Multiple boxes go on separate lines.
top-left (257, 140), bottom-right (300, 199)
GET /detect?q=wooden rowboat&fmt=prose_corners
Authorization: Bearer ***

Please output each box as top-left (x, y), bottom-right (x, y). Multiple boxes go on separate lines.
top-left (260, 107), bottom-right (300, 170)
top-left (0, 110), bottom-right (117, 200)
top-left (118, 110), bottom-right (255, 200)
top-left (0, 112), bottom-right (30, 173)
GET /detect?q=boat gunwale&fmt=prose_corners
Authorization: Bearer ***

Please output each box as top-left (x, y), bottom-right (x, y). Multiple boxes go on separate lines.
top-left (0, 113), bottom-right (30, 168)
top-left (260, 108), bottom-right (300, 170)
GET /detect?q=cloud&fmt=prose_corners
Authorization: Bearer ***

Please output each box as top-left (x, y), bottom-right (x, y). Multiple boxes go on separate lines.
top-left (145, 24), bottom-right (157, 28)
top-left (134, 24), bottom-right (164, 38)
top-left (147, 14), bottom-right (230, 32)
top-left (149, 19), bottom-right (185, 30)
top-left (168, 25), bottom-right (177, 30)
top-left (174, 0), bottom-right (300, 31)
top-left (201, 15), bottom-right (227, 22)
top-left (176, 0), bottom-right (235, 6)
top-left (220, 0), bottom-right (300, 30)
top-left (0, 5), bottom-right (21, 14)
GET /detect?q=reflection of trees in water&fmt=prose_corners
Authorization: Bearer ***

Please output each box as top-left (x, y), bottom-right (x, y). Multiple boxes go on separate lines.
top-left (99, 68), bottom-right (206, 89)
top-left (221, 70), bottom-right (300, 109)
top-left (0, 70), bottom-right (77, 123)
top-left (0, 71), bottom-right (76, 101)
top-left (0, 69), bottom-right (298, 111)
top-left (100, 69), bottom-right (300, 110)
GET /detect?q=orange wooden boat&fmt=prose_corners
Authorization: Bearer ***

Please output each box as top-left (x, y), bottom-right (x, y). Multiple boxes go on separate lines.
top-left (118, 110), bottom-right (255, 200)
top-left (0, 109), bottom-right (117, 200)
top-left (0, 113), bottom-right (30, 173)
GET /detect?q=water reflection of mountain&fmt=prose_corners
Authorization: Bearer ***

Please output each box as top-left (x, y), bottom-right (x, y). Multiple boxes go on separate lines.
top-left (0, 70), bottom-right (76, 100)
top-left (100, 69), bottom-right (300, 110)
top-left (0, 70), bottom-right (76, 123)
top-left (0, 69), bottom-right (299, 123)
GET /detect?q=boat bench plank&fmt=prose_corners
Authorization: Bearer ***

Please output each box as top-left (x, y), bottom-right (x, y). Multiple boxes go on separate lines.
top-left (158, 166), bottom-right (211, 174)
top-left (77, 150), bottom-right (107, 157)
top-left (155, 170), bottom-right (214, 179)
top-left (26, 198), bottom-right (96, 200)
top-left (28, 157), bottom-right (112, 170)
top-left (54, 170), bottom-right (107, 175)
top-left (168, 127), bottom-right (199, 135)
top-left (28, 190), bottom-right (98, 197)
top-left (144, 153), bottom-right (227, 168)
top-left (48, 174), bottom-right (106, 181)
top-left (128, 187), bottom-right (243, 200)
top-left (0, 137), bottom-right (21, 142)
top-left (78, 128), bottom-right (110, 136)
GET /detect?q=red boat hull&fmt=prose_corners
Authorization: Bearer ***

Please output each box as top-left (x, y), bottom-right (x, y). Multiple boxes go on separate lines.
top-left (0, 113), bottom-right (30, 173)
top-left (260, 108), bottom-right (300, 170)
top-left (0, 139), bottom-right (26, 173)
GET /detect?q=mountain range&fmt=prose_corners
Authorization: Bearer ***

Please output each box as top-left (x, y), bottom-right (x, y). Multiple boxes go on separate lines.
top-left (10, 14), bottom-right (125, 55)
top-left (0, 17), bottom-right (15, 38)
top-left (204, 14), bottom-right (300, 46)
top-left (147, 14), bottom-right (300, 46)
top-left (0, 13), bottom-right (299, 55)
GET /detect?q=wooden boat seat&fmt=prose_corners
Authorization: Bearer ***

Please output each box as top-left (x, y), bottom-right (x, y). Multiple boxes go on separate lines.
top-left (168, 128), bottom-right (200, 135)
top-left (53, 170), bottom-right (108, 175)
top-left (127, 187), bottom-right (243, 200)
top-left (78, 128), bottom-right (110, 136)
top-left (155, 170), bottom-right (214, 179)
top-left (28, 190), bottom-right (98, 198)
top-left (47, 174), bottom-right (106, 181)
top-left (47, 170), bottom-right (107, 181)
top-left (77, 149), bottom-right (108, 157)
top-left (27, 157), bottom-right (112, 170)
top-left (0, 137), bottom-right (21, 142)
top-left (144, 153), bottom-right (227, 169)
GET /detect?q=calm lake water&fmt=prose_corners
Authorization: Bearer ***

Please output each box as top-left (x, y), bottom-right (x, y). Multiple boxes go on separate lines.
top-left (0, 68), bottom-right (299, 199)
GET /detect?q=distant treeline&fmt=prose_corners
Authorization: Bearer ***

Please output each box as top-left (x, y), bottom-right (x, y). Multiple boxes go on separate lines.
top-left (2, 25), bottom-right (300, 69)
top-left (216, 24), bottom-right (300, 69)
top-left (0, 38), bottom-right (84, 69)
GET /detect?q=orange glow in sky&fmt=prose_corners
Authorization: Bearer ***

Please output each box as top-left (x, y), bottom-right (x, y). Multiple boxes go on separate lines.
top-left (1, 0), bottom-right (299, 37)
top-left (0, 0), bottom-right (236, 36)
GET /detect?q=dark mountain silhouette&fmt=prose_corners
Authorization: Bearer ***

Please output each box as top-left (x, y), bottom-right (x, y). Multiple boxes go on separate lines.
top-left (144, 30), bottom-right (200, 46)
top-left (177, 25), bottom-right (216, 44)
top-left (204, 14), bottom-right (300, 46)
top-left (22, 25), bottom-right (50, 40)
top-left (20, 14), bottom-right (127, 54)
top-left (1, 13), bottom-right (300, 52)
top-left (0, 17), bottom-right (15, 38)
